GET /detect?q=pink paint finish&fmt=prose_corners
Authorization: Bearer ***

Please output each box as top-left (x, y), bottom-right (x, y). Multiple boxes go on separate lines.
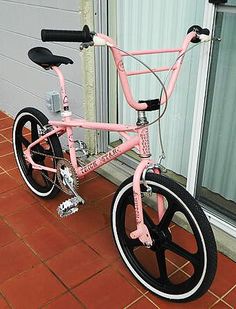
top-left (97, 31), bottom-right (197, 108)
top-left (23, 29), bottom-right (199, 245)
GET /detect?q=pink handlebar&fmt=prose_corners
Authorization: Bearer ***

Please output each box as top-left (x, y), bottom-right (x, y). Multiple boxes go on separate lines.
top-left (96, 31), bottom-right (198, 111)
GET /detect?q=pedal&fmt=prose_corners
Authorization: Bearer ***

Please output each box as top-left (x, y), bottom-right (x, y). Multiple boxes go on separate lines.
top-left (57, 196), bottom-right (84, 218)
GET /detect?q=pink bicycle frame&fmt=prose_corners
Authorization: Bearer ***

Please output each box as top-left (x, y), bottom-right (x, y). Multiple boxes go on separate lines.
top-left (24, 30), bottom-right (197, 247)
top-left (97, 31), bottom-right (197, 110)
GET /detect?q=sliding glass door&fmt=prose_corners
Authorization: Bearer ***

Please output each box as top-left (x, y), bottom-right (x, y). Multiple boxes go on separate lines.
top-left (108, 0), bottom-right (205, 182)
top-left (196, 4), bottom-right (236, 224)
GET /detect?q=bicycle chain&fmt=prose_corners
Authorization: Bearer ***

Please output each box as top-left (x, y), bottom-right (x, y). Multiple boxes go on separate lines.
top-left (30, 150), bottom-right (79, 195)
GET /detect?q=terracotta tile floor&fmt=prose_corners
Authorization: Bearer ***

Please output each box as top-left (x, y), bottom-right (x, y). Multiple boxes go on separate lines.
top-left (0, 110), bottom-right (236, 308)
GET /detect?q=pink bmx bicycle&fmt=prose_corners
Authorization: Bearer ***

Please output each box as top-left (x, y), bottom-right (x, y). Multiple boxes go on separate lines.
top-left (12, 25), bottom-right (217, 302)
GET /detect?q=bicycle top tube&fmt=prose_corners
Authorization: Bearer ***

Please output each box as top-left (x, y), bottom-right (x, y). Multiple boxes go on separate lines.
top-left (40, 25), bottom-right (210, 111)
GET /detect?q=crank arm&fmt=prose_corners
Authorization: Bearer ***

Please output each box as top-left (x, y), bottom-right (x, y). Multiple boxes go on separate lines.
top-left (64, 176), bottom-right (83, 201)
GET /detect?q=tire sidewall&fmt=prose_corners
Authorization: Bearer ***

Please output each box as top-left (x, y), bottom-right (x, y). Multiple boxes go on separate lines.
top-left (12, 108), bottom-right (60, 198)
top-left (111, 174), bottom-right (209, 301)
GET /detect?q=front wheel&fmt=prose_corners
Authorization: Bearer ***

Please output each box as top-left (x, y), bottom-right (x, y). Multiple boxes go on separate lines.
top-left (111, 173), bottom-right (217, 302)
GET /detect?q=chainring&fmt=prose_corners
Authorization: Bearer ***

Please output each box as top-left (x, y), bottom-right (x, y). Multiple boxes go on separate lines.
top-left (56, 159), bottom-right (79, 195)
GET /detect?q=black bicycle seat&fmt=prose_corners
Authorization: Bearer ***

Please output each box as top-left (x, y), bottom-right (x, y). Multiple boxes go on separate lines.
top-left (28, 47), bottom-right (73, 69)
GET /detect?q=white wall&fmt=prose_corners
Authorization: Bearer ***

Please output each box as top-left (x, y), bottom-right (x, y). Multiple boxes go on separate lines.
top-left (0, 0), bottom-right (85, 122)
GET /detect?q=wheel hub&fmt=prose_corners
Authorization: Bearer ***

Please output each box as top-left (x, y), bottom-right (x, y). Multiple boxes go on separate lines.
top-left (150, 228), bottom-right (171, 249)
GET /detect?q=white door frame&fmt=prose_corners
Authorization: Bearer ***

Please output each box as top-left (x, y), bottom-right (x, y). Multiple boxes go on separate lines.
top-left (187, 1), bottom-right (236, 237)
top-left (186, 2), bottom-right (216, 196)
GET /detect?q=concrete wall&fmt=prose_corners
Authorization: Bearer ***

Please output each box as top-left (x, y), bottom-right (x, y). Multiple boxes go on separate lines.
top-left (0, 0), bottom-right (96, 149)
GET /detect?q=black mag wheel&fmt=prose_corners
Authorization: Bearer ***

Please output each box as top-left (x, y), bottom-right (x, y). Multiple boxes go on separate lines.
top-left (12, 107), bottom-right (63, 199)
top-left (111, 173), bottom-right (217, 302)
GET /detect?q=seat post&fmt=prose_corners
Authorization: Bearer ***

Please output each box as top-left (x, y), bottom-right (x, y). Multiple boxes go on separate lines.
top-left (52, 66), bottom-right (70, 112)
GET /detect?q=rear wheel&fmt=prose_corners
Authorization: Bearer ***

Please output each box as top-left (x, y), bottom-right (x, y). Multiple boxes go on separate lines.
top-left (12, 107), bottom-right (63, 199)
top-left (111, 173), bottom-right (217, 302)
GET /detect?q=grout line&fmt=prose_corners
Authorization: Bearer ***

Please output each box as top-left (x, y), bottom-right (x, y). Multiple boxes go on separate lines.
top-left (221, 283), bottom-right (236, 300)
top-left (208, 289), bottom-right (221, 299)
top-left (66, 265), bottom-right (111, 292)
top-left (143, 293), bottom-right (160, 308)
top-left (0, 126), bottom-right (13, 134)
top-left (209, 298), bottom-right (234, 309)
top-left (0, 151), bottom-right (14, 158)
top-left (220, 299), bottom-right (234, 309)
top-left (0, 116), bottom-right (10, 121)
top-left (123, 294), bottom-right (152, 309)
top-left (208, 284), bottom-right (236, 309)
top-left (111, 262), bottom-right (148, 296)
top-left (207, 287), bottom-right (235, 308)
top-left (0, 291), bottom-right (14, 309)
top-left (38, 291), bottom-right (82, 309)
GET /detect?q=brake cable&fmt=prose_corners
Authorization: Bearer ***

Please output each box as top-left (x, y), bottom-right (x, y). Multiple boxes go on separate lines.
top-left (112, 37), bottom-right (216, 163)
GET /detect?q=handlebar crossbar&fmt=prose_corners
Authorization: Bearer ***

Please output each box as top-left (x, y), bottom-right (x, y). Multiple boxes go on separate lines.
top-left (41, 25), bottom-right (209, 111)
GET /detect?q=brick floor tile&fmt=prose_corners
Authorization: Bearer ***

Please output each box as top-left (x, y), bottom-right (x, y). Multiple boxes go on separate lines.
top-left (0, 153), bottom-right (17, 171)
top-left (112, 259), bottom-right (148, 293)
top-left (6, 204), bottom-right (59, 237)
top-left (0, 111), bottom-right (7, 119)
top-left (222, 285), bottom-right (236, 307)
top-left (0, 141), bottom-right (13, 157)
top-left (0, 264), bottom-right (66, 308)
top-left (73, 267), bottom-right (141, 309)
top-left (0, 134), bottom-right (6, 143)
top-left (6, 168), bottom-right (26, 185)
top-left (93, 193), bottom-right (114, 221)
top-left (39, 192), bottom-right (70, 216)
top-left (85, 227), bottom-right (119, 263)
top-left (0, 187), bottom-right (37, 216)
top-left (0, 118), bottom-right (13, 131)
top-left (0, 240), bottom-right (40, 284)
top-left (47, 242), bottom-right (108, 288)
top-left (43, 293), bottom-right (84, 309)
top-left (167, 269), bottom-right (190, 285)
top-left (0, 296), bottom-right (10, 308)
top-left (0, 128), bottom-right (13, 140)
top-left (78, 175), bottom-right (117, 203)
top-left (0, 173), bottom-right (19, 194)
top-left (25, 224), bottom-right (79, 260)
top-left (0, 220), bottom-right (18, 247)
top-left (209, 253), bottom-right (236, 297)
top-left (210, 300), bottom-right (233, 308)
top-left (62, 206), bottom-right (109, 239)
top-left (79, 171), bottom-right (99, 184)
top-left (128, 296), bottom-right (157, 308)
top-left (165, 225), bottom-right (198, 268)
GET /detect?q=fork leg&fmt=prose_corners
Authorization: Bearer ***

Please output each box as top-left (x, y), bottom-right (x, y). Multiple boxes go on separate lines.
top-left (129, 159), bottom-right (153, 247)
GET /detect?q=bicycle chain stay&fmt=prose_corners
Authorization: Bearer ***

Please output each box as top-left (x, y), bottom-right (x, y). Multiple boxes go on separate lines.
top-left (30, 150), bottom-right (79, 195)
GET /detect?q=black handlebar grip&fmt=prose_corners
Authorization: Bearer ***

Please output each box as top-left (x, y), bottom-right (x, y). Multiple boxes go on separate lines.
top-left (41, 25), bottom-right (93, 42)
top-left (187, 25), bottom-right (210, 43)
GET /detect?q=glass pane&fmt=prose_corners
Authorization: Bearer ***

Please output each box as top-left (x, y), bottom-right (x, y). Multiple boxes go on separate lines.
top-left (197, 12), bottom-right (236, 222)
top-left (226, 0), bottom-right (236, 6)
top-left (109, 0), bottom-right (205, 182)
